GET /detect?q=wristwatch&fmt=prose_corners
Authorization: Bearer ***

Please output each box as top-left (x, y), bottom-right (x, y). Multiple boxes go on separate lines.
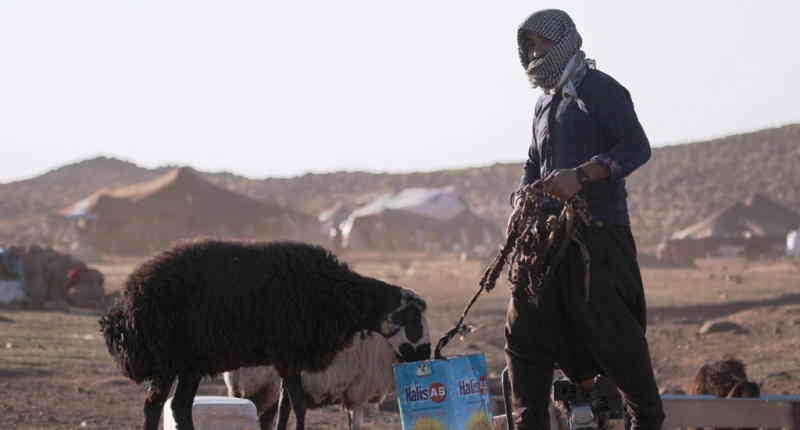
top-left (574, 166), bottom-right (591, 185)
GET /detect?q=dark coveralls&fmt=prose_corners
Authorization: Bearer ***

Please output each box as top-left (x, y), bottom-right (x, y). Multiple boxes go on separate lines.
top-left (505, 68), bottom-right (665, 429)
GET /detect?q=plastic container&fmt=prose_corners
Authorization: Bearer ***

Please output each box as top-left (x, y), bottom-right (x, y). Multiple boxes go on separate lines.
top-left (394, 353), bottom-right (493, 430)
top-left (162, 396), bottom-right (259, 430)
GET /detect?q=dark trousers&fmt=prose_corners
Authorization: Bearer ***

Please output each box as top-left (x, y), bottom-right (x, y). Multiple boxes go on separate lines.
top-left (504, 225), bottom-right (664, 430)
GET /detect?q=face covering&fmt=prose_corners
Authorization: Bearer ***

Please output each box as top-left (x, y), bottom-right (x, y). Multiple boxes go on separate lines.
top-left (517, 9), bottom-right (583, 90)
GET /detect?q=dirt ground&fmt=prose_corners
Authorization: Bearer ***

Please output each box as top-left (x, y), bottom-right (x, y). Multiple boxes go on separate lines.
top-left (2, 252), bottom-right (800, 429)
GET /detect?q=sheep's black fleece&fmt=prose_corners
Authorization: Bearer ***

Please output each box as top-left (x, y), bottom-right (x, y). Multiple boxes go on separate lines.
top-left (99, 240), bottom-right (405, 383)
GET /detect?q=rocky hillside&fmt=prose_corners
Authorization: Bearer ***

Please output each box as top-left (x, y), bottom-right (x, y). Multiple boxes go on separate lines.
top-left (206, 124), bottom-right (800, 246)
top-left (1, 124), bottom-right (799, 248)
top-left (627, 124), bottom-right (800, 244)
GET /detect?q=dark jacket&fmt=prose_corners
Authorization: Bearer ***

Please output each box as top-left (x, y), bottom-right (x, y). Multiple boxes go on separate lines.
top-left (521, 68), bottom-right (650, 225)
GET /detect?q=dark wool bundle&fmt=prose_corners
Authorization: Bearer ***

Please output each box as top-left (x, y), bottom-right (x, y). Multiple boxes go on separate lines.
top-left (690, 357), bottom-right (760, 399)
top-left (480, 180), bottom-right (591, 304)
top-left (688, 357), bottom-right (760, 430)
top-left (99, 240), bottom-right (406, 384)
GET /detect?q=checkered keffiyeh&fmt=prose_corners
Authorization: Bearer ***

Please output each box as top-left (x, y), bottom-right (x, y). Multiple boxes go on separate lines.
top-left (517, 9), bottom-right (583, 90)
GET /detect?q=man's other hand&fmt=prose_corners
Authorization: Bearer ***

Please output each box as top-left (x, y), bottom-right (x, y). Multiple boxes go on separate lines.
top-left (542, 169), bottom-right (581, 200)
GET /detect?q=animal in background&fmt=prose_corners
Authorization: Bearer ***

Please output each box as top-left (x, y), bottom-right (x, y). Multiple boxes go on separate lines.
top-left (688, 356), bottom-right (760, 430)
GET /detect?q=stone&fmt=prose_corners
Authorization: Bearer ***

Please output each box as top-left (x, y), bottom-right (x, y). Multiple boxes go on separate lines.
top-left (698, 320), bottom-right (749, 335)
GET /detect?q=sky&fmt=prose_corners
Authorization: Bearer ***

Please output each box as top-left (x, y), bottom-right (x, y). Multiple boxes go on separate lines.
top-left (1, 1), bottom-right (798, 183)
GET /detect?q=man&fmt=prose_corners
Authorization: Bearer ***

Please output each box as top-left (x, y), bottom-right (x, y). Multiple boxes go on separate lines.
top-left (505, 9), bottom-right (665, 429)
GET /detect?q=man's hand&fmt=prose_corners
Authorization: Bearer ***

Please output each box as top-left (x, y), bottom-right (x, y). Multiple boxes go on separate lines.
top-left (542, 169), bottom-right (581, 200)
top-left (506, 201), bottom-right (521, 236)
top-left (507, 189), bottom-right (523, 235)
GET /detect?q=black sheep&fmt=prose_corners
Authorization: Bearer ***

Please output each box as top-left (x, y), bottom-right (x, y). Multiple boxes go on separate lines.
top-left (99, 240), bottom-right (430, 430)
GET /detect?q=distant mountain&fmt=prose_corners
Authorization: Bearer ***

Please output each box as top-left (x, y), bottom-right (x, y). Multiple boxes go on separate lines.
top-left (0, 157), bottom-right (161, 220)
top-left (1, 124), bottom-right (798, 248)
top-left (209, 124), bottom-right (800, 246)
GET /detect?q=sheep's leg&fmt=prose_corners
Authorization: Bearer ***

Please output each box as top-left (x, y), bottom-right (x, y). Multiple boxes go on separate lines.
top-left (284, 370), bottom-right (306, 430)
top-left (348, 407), bottom-right (364, 430)
top-left (171, 372), bottom-right (202, 430)
top-left (275, 382), bottom-right (292, 430)
top-left (258, 402), bottom-right (278, 430)
top-left (143, 375), bottom-right (174, 430)
top-left (354, 407), bottom-right (364, 430)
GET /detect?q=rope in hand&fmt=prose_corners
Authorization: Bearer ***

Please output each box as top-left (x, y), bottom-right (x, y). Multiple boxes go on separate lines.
top-left (434, 180), bottom-right (593, 360)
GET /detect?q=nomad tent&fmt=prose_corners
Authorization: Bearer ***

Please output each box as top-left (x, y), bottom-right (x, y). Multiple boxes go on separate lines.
top-left (661, 193), bottom-right (800, 261)
top-left (339, 186), bottom-right (499, 253)
top-left (58, 167), bottom-right (323, 255)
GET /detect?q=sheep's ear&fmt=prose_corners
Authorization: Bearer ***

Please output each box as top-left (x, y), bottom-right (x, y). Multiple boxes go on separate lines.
top-left (401, 290), bottom-right (427, 310)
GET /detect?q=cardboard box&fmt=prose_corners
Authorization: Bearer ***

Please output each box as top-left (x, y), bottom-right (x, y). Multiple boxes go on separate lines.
top-left (394, 353), bottom-right (493, 430)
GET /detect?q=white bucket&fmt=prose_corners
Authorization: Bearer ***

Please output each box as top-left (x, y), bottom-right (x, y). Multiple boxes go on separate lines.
top-left (0, 280), bottom-right (24, 304)
top-left (788, 230), bottom-right (799, 257)
top-left (162, 396), bottom-right (259, 430)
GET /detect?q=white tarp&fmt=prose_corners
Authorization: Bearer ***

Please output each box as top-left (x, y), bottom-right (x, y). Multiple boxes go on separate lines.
top-left (62, 196), bottom-right (96, 218)
top-left (788, 230), bottom-right (799, 257)
top-left (0, 280), bottom-right (24, 304)
top-left (340, 186), bottom-right (467, 238)
top-left (0, 248), bottom-right (25, 303)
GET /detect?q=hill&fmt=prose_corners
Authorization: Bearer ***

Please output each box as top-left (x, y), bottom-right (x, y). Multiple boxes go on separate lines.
top-left (205, 124), bottom-right (800, 246)
top-left (0, 157), bottom-right (164, 221)
top-left (627, 124), bottom-right (800, 244)
top-left (1, 124), bottom-right (798, 248)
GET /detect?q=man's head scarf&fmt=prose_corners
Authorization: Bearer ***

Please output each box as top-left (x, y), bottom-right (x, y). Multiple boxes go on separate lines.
top-left (517, 9), bottom-right (583, 90)
top-left (518, 9), bottom-right (596, 116)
